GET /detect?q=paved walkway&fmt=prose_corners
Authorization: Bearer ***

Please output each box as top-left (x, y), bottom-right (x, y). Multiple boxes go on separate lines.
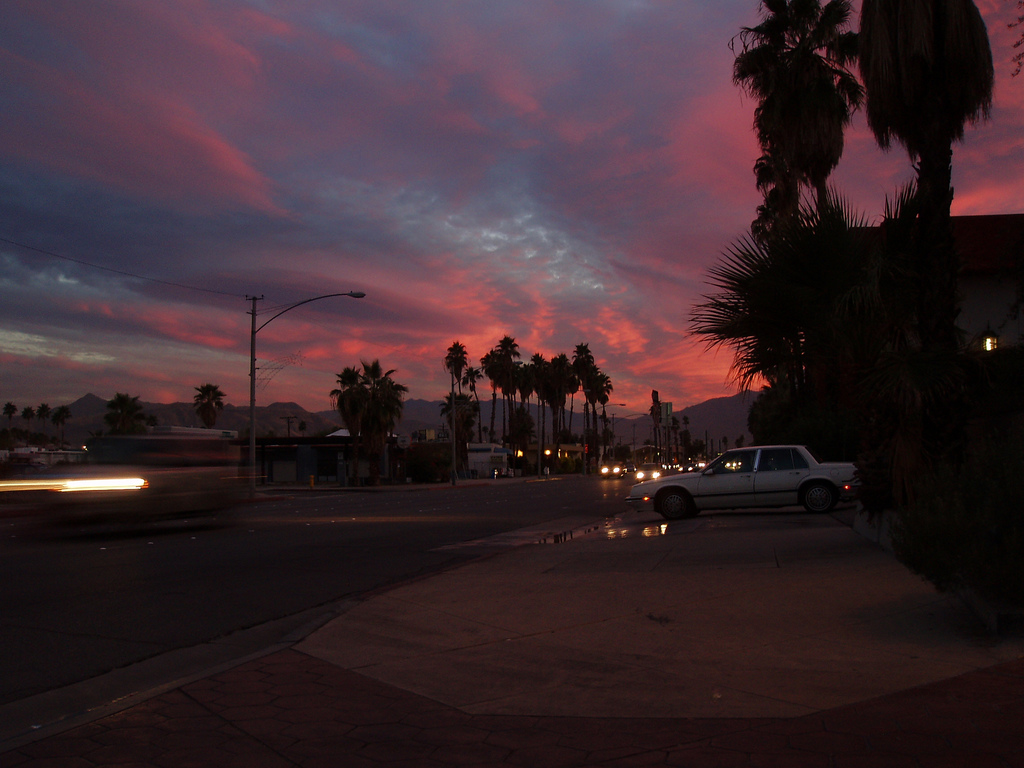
top-left (3, 505), bottom-right (1023, 766)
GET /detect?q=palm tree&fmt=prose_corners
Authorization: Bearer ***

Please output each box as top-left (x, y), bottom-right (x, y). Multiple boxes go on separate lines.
top-left (859, 0), bottom-right (993, 355)
top-left (3, 402), bottom-right (16, 429)
top-left (571, 343), bottom-right (595, 440)
top-left (495, 336), bottom-right (521, 443)
top-left (443, 341), bottom-right (469, 395)
top-left (104, 393), bottom-right (148, 435)
top-left (358, 360), bottom-right (408, 486)
top-left (591, 370), bottom-right (613, 459)
top-left (572, 344), bottom-right (599, 470)
top-left (51, 405), bottom-right (71, 448)
top-left (443, 341), bottom-right (469, 465)
top-left (547, 353), bottom-right (574, 456)
top-left (21, 406), bottom-right (35, 437)
top-left (859, 0), bottom-right (994, 484)
top-left (732, 0), bottom-right (862, 232)
top-left (35, 404), bottom-right (51, 442)
top-left (461, 366), bottom-right (485, 442)
top-left (835, 186), bottom-right (974, 508)
top-left (193, 383), bottom-right (226, 428)
top-left (690, 193), bottom-right (870, 405)
top-left (480, 349), bottom-right (502, 443)
top-left (530, 353), bottom-right (549, 474)
top-left (331, 366), bottom-right (366, 486)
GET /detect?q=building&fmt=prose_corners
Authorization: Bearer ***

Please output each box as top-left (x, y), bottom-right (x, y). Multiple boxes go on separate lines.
top-left (954, 213), bottom-right (1024, 350)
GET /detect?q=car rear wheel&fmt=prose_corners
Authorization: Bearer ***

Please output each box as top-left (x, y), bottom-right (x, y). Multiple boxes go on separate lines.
top-left (802, 482), bottom-right (836, 513)
top-left (655, 488), bottom-right (696, 520)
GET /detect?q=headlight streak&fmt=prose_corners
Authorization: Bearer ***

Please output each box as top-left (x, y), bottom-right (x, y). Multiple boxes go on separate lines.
top-left (0, 477), bottom-right (148, 493)
top-left (58, 477), bottom-right (148, 492)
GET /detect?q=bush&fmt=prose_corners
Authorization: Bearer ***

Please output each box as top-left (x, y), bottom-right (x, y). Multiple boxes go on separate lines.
top-left (891, 436), bottom-right (1024, 606)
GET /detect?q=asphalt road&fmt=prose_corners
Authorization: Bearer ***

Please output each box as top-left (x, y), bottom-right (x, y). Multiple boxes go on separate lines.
top-left (0, 476), bottom-right (626, 707)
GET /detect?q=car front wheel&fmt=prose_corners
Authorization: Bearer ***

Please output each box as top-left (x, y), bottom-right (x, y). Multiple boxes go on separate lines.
top-left (802, 482), bottom-right (836, 513)
top-left (655, 488), bottom-right (696, 519)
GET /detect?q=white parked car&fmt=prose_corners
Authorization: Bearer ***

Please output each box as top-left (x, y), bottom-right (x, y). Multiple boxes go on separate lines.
top-left (625, 445), bottom-right (857, 518)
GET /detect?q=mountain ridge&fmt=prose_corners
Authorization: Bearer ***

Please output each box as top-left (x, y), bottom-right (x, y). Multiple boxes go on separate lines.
top-left (28, 392), bottom-right (752, 450)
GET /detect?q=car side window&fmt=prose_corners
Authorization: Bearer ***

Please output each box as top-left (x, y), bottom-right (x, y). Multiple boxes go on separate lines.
top-left (758, 448), bottom-right (795, 471)
top-left (720, 450), bottom-right (755, 473)
top-left (791, 449), bottom-right (808, 469)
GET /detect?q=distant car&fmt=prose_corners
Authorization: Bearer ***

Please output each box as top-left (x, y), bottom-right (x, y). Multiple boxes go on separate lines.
top-left (625, 445), bottom-right (857, 518)
top-left (634, 463), bottom-right (662, 482)
top-left (599, 460), bottom-right (624, 479)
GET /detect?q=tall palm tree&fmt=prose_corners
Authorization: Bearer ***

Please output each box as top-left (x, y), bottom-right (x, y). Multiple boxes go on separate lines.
top-left (331, 365), bottom-right (366, 486)
top-left (104, 393), bottom-right (147, 435)
top-left (530, 353), bottom-right (549, 474)
top-left (546, 353), bottom-right (573, 464)
top-left (480, 349), bottom-right (502, 443)
top-left (859, 0), bottom-right (993, 354)
top-left (732, 0), bottom-right (862, 232)
top-left (443, 341), bottom-right (470, 469)
top-left (21, 406), bottom-right (35, 436)
top-left (591, 370), bottom-right (613, 459)
top-left (193, 383), bottom-right (226, 429)
top-left (859, 0), bottom-right (994, 480)
top-left (461, 366), bottom-right (485, 442)
top-left (51, 405), bottom-right (71, 448)
top-left (572, 344), bottom-right (598, 469)
top-left (495, 336), bottom-right (520, 443)
top-left (443, 341), bottom-right (469, 395)
top-left (3, 402), bottom-right (16, 429)
top-left (571, 343), bottom-right (595, 439)
top-left (358, 360), bottom-right (408, 486)
top-left (35, 403), bottom-right (51, 441)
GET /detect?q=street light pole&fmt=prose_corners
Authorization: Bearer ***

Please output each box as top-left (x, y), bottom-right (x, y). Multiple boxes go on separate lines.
top-left (247, 291), bottom-right (366, 495)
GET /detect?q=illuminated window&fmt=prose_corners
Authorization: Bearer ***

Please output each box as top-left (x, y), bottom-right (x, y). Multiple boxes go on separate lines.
top-left (983, 333), bottom-right (998, 351)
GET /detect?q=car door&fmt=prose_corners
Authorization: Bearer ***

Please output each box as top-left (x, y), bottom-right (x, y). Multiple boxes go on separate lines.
top-left (694, 449), bottom-right (757, 509)
top-left (752, 447), bottom-right (809, 507)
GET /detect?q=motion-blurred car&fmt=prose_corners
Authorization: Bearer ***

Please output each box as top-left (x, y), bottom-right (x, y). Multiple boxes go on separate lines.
top-left (626, 445), bottom-right (857, 518)
top-left (37, 429), bottom-right (244, 522)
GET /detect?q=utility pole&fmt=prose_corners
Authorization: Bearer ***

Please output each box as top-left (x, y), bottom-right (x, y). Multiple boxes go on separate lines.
top-left (247, 295), bottom-right (263, 496)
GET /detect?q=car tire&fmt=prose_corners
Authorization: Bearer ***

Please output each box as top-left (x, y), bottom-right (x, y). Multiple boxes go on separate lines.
top-left (802, 482), bottom-right (836, 513)
top-left (655, 488), bottom-right (696, 520)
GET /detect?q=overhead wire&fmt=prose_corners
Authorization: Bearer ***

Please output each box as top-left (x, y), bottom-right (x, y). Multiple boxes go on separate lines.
top-left (0, 236), bottom-right (245, 299)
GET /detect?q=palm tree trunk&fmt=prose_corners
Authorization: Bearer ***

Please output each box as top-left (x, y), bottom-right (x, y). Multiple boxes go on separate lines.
top-left (489, 391), bottom-right (497, 443)
top-left (915, 134), bottom-right (957, 354)
top-left (474, 391), bottom-right (483, 443)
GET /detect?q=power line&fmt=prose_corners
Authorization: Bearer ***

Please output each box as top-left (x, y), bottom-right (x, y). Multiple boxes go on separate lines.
top-left (0, 236), bottom-right (244, 298)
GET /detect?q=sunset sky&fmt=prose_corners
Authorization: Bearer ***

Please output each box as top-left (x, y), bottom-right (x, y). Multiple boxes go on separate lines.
top-left (2, 0), bottom-right (1022, 419)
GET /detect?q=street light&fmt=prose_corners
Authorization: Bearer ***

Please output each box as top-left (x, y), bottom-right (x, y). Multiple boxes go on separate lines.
top-left (247, 292), bottom-right (366, 494)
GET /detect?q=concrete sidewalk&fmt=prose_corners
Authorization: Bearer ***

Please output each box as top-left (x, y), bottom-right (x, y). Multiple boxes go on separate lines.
top-left (3, 507), bottom-right (1023, 766)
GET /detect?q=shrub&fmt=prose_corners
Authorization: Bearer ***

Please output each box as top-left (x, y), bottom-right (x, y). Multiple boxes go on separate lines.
top-left (891, 436), bottom-right (1024, 606)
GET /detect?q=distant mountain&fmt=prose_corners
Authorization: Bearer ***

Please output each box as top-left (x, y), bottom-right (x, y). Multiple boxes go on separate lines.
top-left (53, 391), bottom-right (752, 449)
top-left (321, 392), bottom-right (754, 448)
top-left (59, 394), bottom-right (343, 446)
